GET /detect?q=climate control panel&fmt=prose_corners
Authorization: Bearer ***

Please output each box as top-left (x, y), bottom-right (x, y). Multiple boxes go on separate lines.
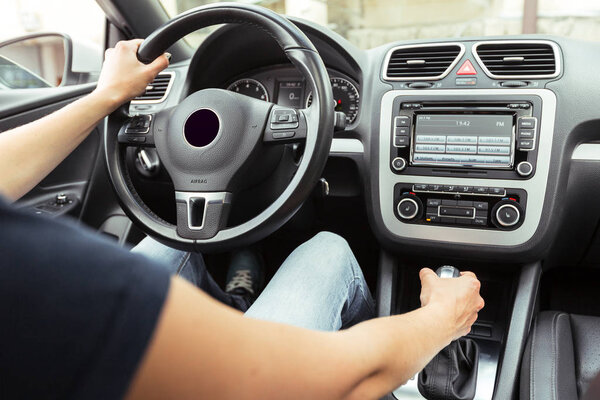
top-left (394, 183), bottom-right (526, 230)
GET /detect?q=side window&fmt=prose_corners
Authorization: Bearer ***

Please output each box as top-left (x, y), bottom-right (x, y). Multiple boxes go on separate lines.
top-left (0, 0), bottom-right (105, 89)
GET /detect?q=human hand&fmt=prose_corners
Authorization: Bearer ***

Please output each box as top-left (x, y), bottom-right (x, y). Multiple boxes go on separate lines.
top-left (419, 268), bottom-right (484, 341)
top-left (93, 39), bottom-right (169, 109)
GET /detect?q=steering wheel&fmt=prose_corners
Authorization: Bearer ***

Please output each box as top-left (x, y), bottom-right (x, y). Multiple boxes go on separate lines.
top-left (104, 3), bottom-right (334, 252)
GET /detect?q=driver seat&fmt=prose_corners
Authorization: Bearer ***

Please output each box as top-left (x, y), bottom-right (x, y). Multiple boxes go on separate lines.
top-left (520, 311), bottom-right (600, 399)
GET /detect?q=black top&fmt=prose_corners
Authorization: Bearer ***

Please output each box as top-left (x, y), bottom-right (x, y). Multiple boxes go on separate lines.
top-left (0, 198), bottom-right (170, 399)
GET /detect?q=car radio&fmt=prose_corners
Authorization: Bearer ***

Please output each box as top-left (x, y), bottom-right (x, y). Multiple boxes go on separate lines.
top-left (389, 100), bottom-right (540, 180)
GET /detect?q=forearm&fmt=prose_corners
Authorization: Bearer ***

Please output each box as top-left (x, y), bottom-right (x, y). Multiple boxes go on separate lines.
top-left (0, 90), bottom-right (118, 201)
top-left (337, 307), bottom-right (453, 399)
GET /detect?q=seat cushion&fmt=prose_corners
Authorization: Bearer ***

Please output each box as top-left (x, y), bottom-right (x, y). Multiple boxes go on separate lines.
top-left (520, 311), bottom-right (600, 400)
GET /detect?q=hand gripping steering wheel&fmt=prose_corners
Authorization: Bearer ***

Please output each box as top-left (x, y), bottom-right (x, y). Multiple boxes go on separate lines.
top-left (104, 3), bottom-right (334, 252)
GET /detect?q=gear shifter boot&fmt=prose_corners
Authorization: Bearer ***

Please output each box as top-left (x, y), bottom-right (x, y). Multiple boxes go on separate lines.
top-left (417, 338), bottom-right (479, 400)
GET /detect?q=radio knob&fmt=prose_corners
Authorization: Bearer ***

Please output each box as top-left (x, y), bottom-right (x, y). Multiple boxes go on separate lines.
top-left (392, 157), bottom-right (407, 172)
top-left (397, 194), bottom-right (423, 221)
top-left (492, 200), bottom-right (524, 229)
top-left (516, 161), bottom-right (533, 177)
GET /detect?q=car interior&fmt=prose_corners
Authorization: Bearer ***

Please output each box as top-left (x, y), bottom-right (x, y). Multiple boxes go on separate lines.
top-left (2, 0), bottom-right (600, 399)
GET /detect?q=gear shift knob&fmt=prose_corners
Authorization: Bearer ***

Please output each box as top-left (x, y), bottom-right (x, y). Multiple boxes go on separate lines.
top-left (419, 264), bottom-right (479, 400)
top-left (436, 265), bottom-right (460, 279)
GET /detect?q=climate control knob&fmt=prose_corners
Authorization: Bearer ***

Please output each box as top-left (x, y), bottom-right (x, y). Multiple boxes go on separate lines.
top-left (396, 193), bottom-right (423, 221)
top-left (492, 200), bottom-right (524, 229)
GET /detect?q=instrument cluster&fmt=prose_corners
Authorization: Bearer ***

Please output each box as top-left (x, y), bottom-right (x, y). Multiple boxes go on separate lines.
top-left (226, 68), bottom-right (360, 126)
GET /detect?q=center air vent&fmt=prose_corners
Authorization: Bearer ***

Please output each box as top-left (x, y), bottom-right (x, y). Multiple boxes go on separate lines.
top-left (383, 43), bottom-right (464, 81)
top-left (132, 71), bottom-right (175, 104)
top-left (473, 41), bottom-right (559, 79)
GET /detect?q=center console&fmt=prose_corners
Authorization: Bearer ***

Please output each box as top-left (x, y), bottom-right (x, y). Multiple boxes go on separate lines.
top-left (378, 89), bottom-right (556, 246)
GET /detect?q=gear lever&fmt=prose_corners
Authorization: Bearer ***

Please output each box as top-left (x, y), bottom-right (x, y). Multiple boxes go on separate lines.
top-left (417, 266), bottom-right (479, 400)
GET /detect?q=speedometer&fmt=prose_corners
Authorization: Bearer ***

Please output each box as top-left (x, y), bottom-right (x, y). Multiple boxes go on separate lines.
top-left (306, 77), bottom-right (360, 125)
top-left (227, 79), bottom-right (269, 101)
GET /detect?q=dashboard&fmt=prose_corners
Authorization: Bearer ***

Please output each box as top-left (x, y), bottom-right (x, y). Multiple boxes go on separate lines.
top-left (224, 66), bottom-right (360, 126)
top-left (129, 20), bottom-right (600, 264)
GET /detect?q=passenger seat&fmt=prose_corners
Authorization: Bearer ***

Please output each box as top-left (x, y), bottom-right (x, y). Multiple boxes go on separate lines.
top-left (520, 311), bottom-right (600, 399)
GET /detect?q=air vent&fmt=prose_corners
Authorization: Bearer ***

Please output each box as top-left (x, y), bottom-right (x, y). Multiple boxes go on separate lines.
top-left (132, 71), bottom-right (175, 104)
top-left (473, 41), bottom-right (559, 79)
top-left (383, 43), bottom-right (465, 81)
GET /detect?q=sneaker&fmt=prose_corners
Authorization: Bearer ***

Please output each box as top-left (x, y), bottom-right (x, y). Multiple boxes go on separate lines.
top-left (225, 250), bottom-right (265, 299)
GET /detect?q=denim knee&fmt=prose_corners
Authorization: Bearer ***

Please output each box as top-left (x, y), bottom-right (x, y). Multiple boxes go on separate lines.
top-left (305, 231), bottom-right (356, 278)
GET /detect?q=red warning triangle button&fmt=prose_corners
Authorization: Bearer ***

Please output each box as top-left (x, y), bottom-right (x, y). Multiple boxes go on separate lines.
top-left (457, 60), bottom-right (477, 75)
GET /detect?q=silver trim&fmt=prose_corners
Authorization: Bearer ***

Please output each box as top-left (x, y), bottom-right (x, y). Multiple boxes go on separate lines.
top-left (382, 42), bottom-right (466, 81)
top-left (131, 71), bottom-right (176, 104)
top-left (379, 89), bottom-right (556, 246)
top-left (397, 198), bottom-right (419, 220)
top-left (572, 143), bottom-right (600, 161)
top-left (330, 138), bottom-right (364, 154)
top-left (472, 40), bottom-right (561, 80)
top-left (175, 191), bottom-right (232, 230)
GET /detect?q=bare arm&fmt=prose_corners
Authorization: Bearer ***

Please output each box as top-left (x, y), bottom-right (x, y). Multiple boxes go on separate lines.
top-left (126, 269), bottom-right (484, 400)
top-left (0, 40), bottom-right (169, 201)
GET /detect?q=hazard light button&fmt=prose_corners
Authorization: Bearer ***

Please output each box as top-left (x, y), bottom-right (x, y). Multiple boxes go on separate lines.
top-left (457, 60), bottom-right (477, 75)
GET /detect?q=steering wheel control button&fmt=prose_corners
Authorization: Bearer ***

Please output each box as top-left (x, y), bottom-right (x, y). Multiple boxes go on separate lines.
top-left (125, 114), bottom-right (152, 134)
top-left (272, 131), bottom-right (295, 140)
top-left (397, 198), bottom-right (420, 221)
top-left (184, 109), bottom-right (220, 148)
top-left (517, 161), bottom-right (534, 177)
top-left (270, 108), bottom-right (299, 130)
top-left (391, 157), bottom-right (407, 171)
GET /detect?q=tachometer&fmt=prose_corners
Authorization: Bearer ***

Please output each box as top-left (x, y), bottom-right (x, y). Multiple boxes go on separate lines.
top-left (306, 77), bottom-right (359, 125)
top-left (227, 78), bottom-right (269, 101)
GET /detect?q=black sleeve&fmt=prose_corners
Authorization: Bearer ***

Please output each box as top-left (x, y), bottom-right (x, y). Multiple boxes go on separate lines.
top-left (0, 203), bottom-right (171, 400)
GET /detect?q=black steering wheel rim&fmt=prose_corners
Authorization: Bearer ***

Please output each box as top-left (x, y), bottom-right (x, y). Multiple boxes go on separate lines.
top-left (104, 3), bottom-right (334, 253)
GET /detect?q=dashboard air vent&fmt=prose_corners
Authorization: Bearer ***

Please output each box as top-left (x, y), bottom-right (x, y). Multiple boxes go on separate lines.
top-left (473, 41), bottom-right (559, 79)
top-left (132, 72), bottom-right (175, 103)
top-left (384, 44), bottom-right (464, 81)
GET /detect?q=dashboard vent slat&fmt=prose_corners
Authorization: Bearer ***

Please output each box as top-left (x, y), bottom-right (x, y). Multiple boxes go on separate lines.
top-left (473, 41), bottom-right (559, 79)
top-left (132, 72), bottom-right (175, 104)
top-left (383, 44), bottom-right (464, 81)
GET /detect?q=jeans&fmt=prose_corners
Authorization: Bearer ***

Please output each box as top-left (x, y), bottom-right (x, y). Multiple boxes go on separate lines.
top-left (132, 232), bottom-right (375, 331)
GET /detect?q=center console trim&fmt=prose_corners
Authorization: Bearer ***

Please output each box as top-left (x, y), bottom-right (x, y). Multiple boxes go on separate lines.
top-left (378, 89), bottom-right (556, 246)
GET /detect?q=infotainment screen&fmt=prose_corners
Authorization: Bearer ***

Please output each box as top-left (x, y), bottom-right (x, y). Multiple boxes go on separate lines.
top-left (411, 114), bottom-right (514, 169)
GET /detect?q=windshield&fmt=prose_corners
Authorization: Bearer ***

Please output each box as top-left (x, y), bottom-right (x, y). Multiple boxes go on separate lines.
top-left (159, 0), bottom-right (600, 49)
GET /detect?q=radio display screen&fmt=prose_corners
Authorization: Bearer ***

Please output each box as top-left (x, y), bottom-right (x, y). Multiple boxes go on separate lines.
top-left (412, 114), bottom-right (514, 168)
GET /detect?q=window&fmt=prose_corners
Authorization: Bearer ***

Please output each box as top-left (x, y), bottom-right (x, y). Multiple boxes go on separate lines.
top-left (0, 0), bottom-right (105, 88)
top-left (158, 0), bottom-right (600, 49)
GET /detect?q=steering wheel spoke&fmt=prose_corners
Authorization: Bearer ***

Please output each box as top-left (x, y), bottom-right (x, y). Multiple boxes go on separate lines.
top-left (175, 191), bottom-right (232, 240)
top-left (263, 105), bottom-right (308, 144)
